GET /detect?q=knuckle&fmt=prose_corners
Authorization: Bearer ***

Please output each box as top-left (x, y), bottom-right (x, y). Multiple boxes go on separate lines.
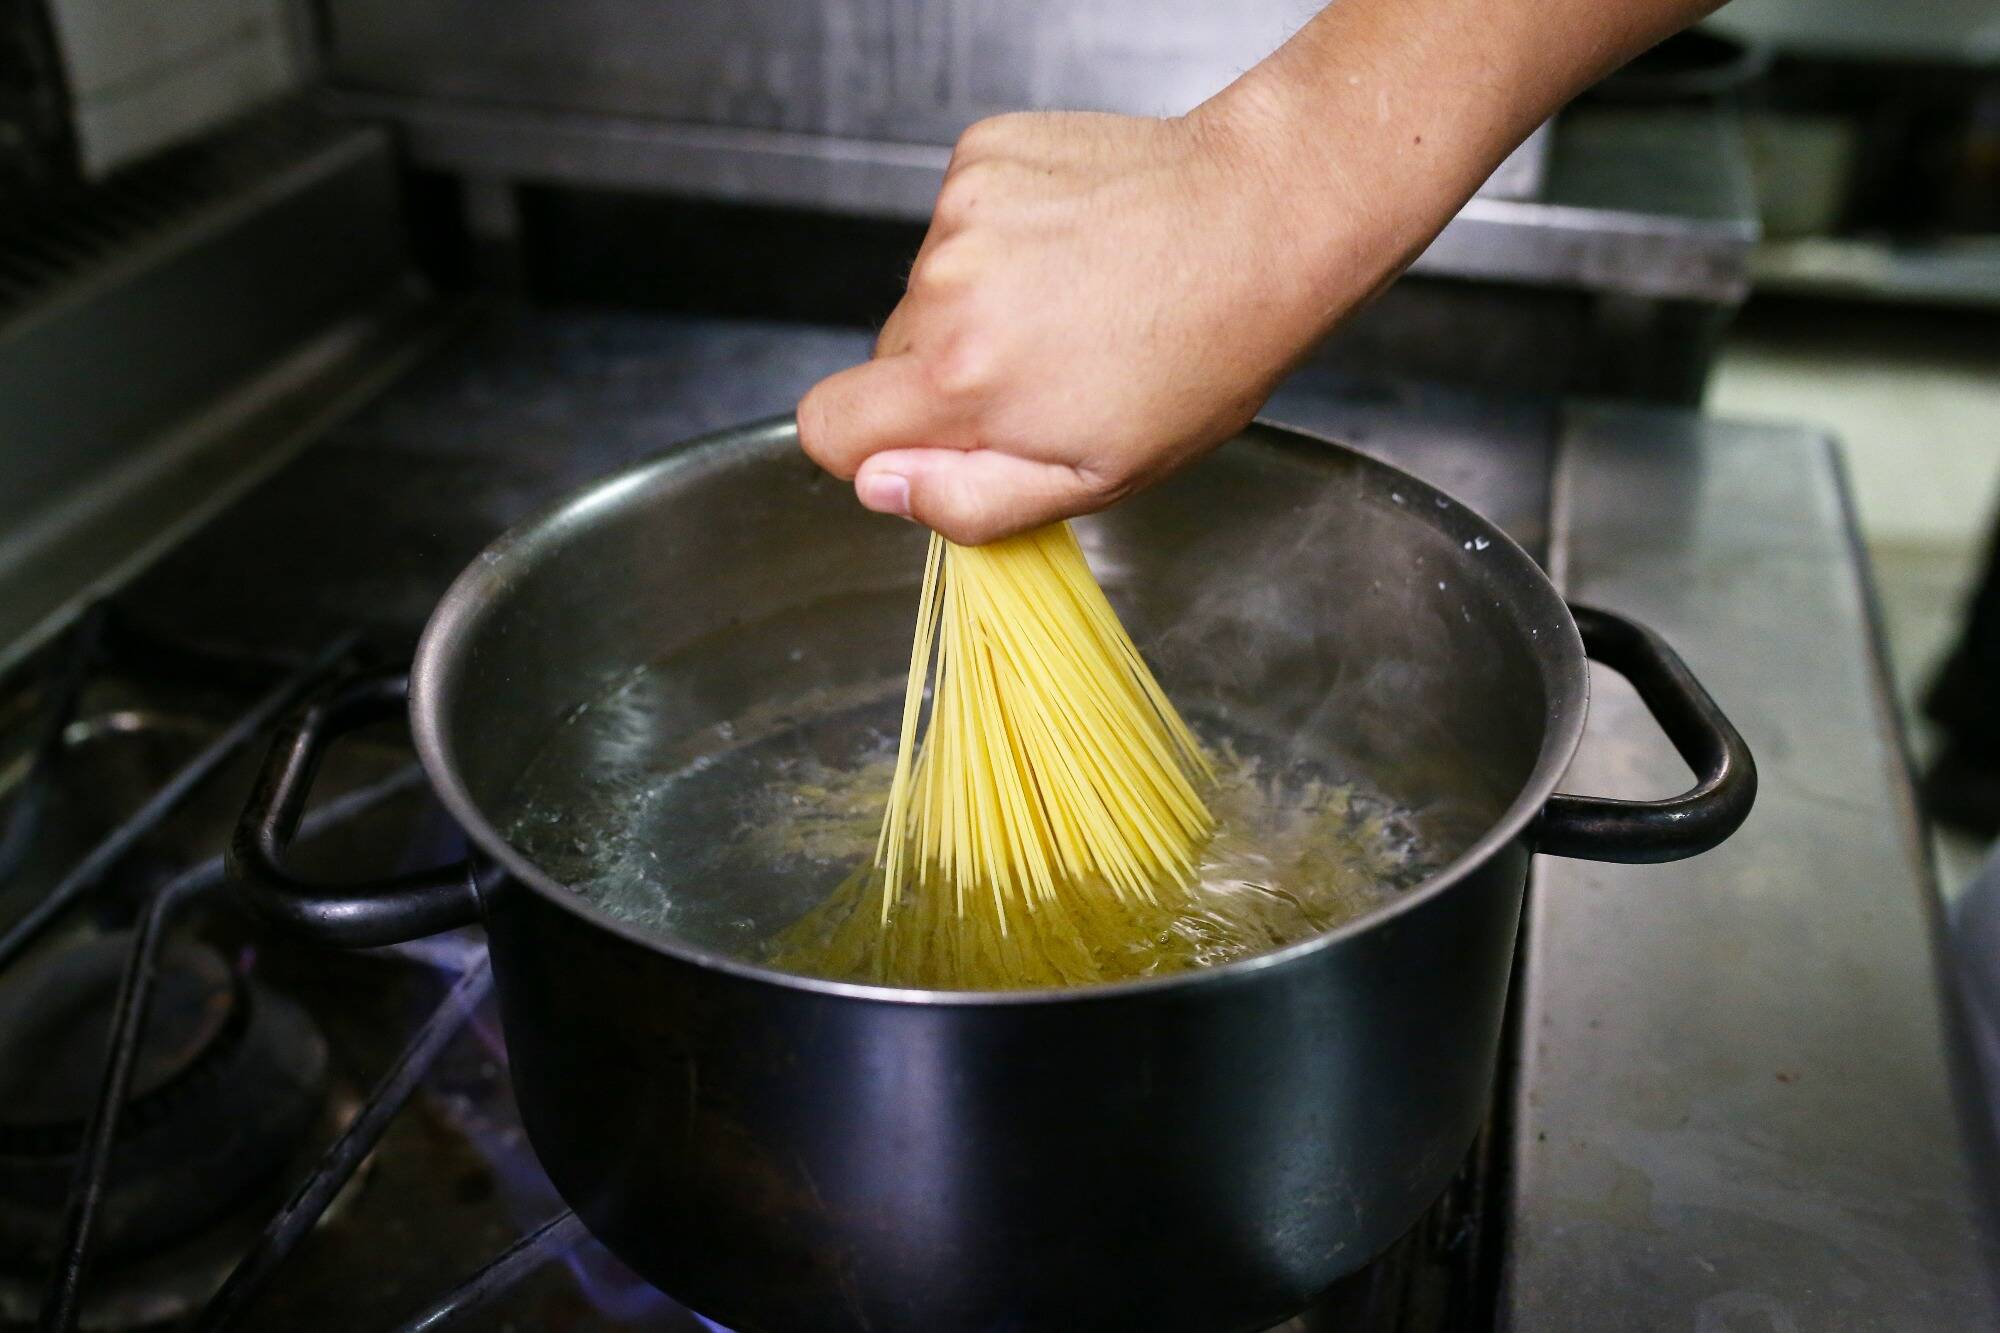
top-left (908, 237), bottom-right (978, 295)
top-left (952, 116), bottom-right (1010, 162)
top-left (931, 168), bottom-right (988, 228)
top-left (923, 335), bottom-right (997, 400)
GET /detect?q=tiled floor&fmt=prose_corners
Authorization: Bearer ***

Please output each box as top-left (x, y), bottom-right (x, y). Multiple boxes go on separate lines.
top-left (1707, 298), bottom-right (1999, 897)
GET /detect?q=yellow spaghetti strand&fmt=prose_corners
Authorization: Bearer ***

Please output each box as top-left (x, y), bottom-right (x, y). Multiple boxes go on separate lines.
top-left (785, 520), bottom-right (1216, 985)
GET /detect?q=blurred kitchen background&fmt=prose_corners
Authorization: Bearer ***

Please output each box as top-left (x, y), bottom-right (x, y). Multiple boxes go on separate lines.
top-left (2, 1), bottom-right (1999, 1330)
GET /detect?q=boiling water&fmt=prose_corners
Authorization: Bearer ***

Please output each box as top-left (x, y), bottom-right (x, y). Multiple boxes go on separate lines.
top-left (501, 624), bottom-right (1446, 989)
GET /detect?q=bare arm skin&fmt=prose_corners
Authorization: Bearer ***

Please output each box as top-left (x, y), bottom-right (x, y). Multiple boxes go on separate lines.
top-left (796, 0), bottom-right (1727, 544)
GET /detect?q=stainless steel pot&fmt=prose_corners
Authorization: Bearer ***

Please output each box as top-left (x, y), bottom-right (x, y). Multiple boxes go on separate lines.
top-left (230, 417), bottom-right (1754, 1333)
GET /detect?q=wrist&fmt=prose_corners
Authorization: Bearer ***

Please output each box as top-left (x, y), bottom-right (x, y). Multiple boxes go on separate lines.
top-left (1186, 76), bottom-right (1416, 343)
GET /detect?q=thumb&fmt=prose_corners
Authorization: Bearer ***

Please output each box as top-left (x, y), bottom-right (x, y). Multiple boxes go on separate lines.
top-left (855, 449), bottom-right (1102, 545)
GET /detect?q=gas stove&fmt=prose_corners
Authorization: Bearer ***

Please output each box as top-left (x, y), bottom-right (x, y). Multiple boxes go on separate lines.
top-left (0, 603), bottom-right (723, 1332)
top-left (3, 303), bottom-right (1990, 1331)
top-left (0, 313), bottom-right (1526, 1333)
top-left (0, 103), bottom-right (1990, 1332)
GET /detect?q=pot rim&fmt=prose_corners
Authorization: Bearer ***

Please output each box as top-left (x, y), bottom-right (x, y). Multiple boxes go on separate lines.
top-left (410, 415), bottom-right (1588, 1007)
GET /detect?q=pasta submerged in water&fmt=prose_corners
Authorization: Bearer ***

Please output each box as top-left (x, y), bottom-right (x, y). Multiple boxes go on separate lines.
top-left (502, 522), bottom-right (1434, 987)
top-left (771, 522), bottom-right (1218, 987)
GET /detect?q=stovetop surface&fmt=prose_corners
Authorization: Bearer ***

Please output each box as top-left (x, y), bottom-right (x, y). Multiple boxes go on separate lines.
top-left (1, 307), bottom-right (1990, 1331)
top-left (6, 308), bottom-right (1551, 1332)
top-left (113, 308), bottom-right (1558, 665)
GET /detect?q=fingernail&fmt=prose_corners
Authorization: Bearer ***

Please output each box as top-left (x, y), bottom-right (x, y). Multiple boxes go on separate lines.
top-left (857, 471), bottom-right (911, 518)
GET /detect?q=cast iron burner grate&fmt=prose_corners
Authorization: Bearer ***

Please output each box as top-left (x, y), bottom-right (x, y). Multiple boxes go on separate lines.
top-left (0, 610), bottom-right (1492, 1333)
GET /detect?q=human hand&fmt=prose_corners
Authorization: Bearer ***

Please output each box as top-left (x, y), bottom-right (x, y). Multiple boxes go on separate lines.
top-left (796, 0), bottom-right (1723, 545)
top-left (796, 103), bottom-right (1376, 545)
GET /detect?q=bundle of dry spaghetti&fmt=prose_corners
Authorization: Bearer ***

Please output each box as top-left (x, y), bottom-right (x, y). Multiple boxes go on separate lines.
top-left (771, 521), bottom-right (1216, 987)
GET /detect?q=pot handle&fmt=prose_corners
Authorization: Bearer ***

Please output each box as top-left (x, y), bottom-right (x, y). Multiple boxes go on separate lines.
top-left (1532, 605), bottom-right (1756, 863)
top-left (228, 671), bottom-right (482, 944)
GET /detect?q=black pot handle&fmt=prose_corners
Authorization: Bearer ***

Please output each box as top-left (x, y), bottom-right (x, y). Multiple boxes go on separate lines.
top-left (1533, 604), bottom-right (1757, 863)
top-left (228, 671), bottom-right (482, 944)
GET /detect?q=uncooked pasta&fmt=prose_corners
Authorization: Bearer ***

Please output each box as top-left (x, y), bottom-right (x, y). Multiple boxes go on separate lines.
top-left (779, 521), bottom-right (1217, 984)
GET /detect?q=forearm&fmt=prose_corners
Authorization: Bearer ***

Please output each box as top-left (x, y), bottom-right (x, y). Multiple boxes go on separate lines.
top-left (1203, 0), bottom-right (1728, 328)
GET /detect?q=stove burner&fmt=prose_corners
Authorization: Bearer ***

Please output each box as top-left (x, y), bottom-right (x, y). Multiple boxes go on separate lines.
top-left (0, 933), bottom-right (328, 1268)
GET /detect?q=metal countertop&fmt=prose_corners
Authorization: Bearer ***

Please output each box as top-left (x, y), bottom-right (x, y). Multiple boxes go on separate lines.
top-left (1504, 405), bottom-right (2000, 1327)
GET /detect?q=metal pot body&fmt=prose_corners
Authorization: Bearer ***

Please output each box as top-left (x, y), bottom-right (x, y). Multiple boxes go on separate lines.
top-left (232, 418), bottom-right (1754, 1333)
top-left (483, 835), bottom-right (1527, 1333)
